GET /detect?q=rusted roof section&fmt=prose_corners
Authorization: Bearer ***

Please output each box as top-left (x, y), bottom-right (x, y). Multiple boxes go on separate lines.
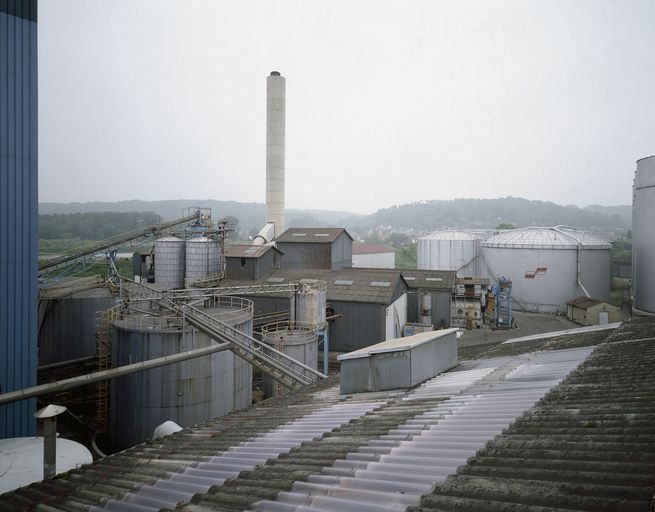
top-left (566, 296), bottom-right (604, 309)
top-left (224, 244), bottom-right (281, 259)
top-left (352, 243), bottom-right (395, 255)
top-left (400, 269), bottom-right (456, 291)
top-left (275, 228), bottom-right (353, 244)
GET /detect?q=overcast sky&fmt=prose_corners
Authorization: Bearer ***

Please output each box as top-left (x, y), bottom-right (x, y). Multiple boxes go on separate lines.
top-left (39, 0), bottom-right (655, 214)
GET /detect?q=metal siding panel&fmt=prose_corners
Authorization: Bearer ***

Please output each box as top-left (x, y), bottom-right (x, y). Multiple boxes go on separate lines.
top-left (0, 12), bottom-right (37, 438)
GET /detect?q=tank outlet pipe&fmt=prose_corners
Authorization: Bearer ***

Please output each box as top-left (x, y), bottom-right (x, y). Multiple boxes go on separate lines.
top-left (0, 340), bottom-right (232, 407)
top-left (576, 244), bottom-right (591, 298)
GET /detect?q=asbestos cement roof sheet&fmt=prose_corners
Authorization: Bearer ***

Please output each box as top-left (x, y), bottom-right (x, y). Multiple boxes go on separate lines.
top-left (275, 228), bottom-right (353, 244)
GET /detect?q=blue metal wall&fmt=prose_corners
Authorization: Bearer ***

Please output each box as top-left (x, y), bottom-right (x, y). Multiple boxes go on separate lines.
top-left (0, 1), bottom-right (38, 438)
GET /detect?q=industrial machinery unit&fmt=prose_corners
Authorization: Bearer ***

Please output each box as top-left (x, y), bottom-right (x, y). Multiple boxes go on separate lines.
top-left (493, 277), bottom-right (513, 328)
top-left (633, 155), bottom-right (655, 315)
top-left (481, 227), bottom-right (611, 314)
top-left (110, 296), bottom-right (253, 449)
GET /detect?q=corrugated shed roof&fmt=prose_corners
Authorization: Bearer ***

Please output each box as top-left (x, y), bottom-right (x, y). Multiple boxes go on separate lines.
top-left (1, 319), bottom-right (653, 512)
top-left (400, 269), bottom-right (456, 291)
top-left (224, 244), bottom-right (281, 259)
top-left (275, 228), bottom-right (353, 244)
top-left (352, 243), bottom-right (395, 255)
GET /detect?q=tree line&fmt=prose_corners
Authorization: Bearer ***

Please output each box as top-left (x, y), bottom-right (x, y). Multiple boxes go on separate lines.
top-left (39, 212), bottom-right (162, 240)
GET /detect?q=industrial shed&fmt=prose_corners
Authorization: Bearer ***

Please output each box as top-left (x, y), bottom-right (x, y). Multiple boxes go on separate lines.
top-left (566, 296), bottom-right (621, 326)
top-left (275, 228), bottom-right (353, 270)
top-left (400, 269), bottom-right (456, 329)
top-left (219, 267), bottom-right (408, 352)
top-left (224, 244), bottom-right (282, 281)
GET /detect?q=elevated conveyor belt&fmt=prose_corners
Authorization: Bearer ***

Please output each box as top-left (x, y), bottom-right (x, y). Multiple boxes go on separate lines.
top-left (38, 213), bottom-right (200, 272)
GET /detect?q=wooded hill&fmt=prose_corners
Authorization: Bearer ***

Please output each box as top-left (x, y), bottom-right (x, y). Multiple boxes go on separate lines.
top-left (39, 197), bottom-right (630, 239)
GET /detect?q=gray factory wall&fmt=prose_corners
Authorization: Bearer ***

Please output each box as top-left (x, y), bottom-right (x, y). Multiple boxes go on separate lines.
top-left (278, 242), bottom-right (332, 269)
top-left (329, 301), bottom-right (386, 353)
top-left (330, 233), bottom-right (353, 269)
top-left (225, 257), bottom-right (258, 280)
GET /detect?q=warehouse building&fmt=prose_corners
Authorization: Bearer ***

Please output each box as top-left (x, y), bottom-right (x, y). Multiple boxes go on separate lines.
top-left (275, 228), bottom-right (353, 270)
top-left (351, 243), bottom-right (395, 269)
top-left (224, 244), bottom-right (282, 280)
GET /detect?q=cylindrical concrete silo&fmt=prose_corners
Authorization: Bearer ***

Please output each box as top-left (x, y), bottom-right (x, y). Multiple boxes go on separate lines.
top-left (110, 296), bottom-right (253, 449)
top-left (633, 156), bottom-right (655, 315)
top-left (185, 236), bottom-right (220, 283)
top-left (481, 227), bottom-right (611, 314)
top-left (266, 71), bottom-right (285, 238)
top-left (154, 236), bottom-right (185, 289)
top-left (417, 231), bottom-right (481, 276)
top-left (261, 321), bottom-right (318, 398)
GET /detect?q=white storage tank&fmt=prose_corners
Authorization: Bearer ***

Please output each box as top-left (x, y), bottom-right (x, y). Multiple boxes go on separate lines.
top-left (154, 236), bottom-right (185, 289)
top-left (110, 296), bottom-right (253, 449)
top-left (482, 227), bottom-right (611, 314)
top-left (633, 156), bottom-right (655, 315)
top-left (185, 236), bottom-right (220, 282)
top-left (261, 321), bottom-right (318, 398)
top-left (417, 231), bottom-right (481, 277)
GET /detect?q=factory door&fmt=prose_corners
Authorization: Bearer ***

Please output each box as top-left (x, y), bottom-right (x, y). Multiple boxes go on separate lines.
top-left (598, 311), bottom-right (609, 325)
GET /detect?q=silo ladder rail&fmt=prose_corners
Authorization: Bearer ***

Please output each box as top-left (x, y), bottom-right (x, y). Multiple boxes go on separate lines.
top-left (157, 300), bottom-right (324, 390)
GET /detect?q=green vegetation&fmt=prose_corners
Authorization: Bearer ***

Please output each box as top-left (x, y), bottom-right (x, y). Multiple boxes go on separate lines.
top-left (39, 211), bottom-right (162, 240)
top-left (394, 243), bottom-right (417, 269)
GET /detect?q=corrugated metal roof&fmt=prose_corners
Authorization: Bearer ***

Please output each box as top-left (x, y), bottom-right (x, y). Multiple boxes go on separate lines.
top-left (1, 319), bottom-right (653, 512)
top-left (352, 243), bottom-right (395, 255)
top-left (400, 269), bottom-right (456, 291)
top-left (483, 226), bottom-right (611, 249)
top-left (225, 244), bottom-right (281, 259)
top-left (275, 228), bottom-right (353, 244)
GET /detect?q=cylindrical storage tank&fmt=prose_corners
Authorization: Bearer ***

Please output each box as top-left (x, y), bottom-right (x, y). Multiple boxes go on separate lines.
top-left (481, 227), bottom-right (611, 314)
top-left (185, 236), bottom-right (220, 282)
top-left (417, 231), bottom-right (481, 277)
top-left (261, 321), bottom-right (318, 398)
top-left (633, 156), bottom-right (655, 315)
top-left (38, 287), bottom-right (117, 366)
top-left (292, 282), bottom-right (327, 329)
top-left (154, 236), bottom-right (185, 289)
top-left (110, 296), bottom-right (253, 450)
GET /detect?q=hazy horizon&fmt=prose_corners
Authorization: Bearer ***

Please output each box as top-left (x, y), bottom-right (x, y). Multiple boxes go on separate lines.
top-left (39, 1), bottom-right (655, 215)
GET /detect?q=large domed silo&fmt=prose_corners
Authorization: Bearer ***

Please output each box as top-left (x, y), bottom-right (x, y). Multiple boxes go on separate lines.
top-left (481, 227), bottom-right (611, 314)
top-left (417, 231), bottom-right (481, 276)
top-left (633, 156), bottom-right (655, 315)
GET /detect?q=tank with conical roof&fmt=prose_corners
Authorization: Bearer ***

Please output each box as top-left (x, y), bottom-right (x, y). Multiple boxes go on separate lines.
top-left (481, 226), bottom-right (611, 314)
top-left (185, 236), bottom-right (220, 283)
top-left (110, 296), bottom-right (253, 449)
top-left (154, 236), bottom-right (185, 289)
top-left (417, 231), bottom-right (481, 276)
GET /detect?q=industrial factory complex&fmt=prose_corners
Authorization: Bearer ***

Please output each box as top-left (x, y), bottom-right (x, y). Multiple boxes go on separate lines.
top-left (2, 2), bottom-right (655, 510)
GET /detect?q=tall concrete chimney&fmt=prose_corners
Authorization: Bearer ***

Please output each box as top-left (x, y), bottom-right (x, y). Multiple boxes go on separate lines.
top-left (266, 71), bottom-right (285, 238)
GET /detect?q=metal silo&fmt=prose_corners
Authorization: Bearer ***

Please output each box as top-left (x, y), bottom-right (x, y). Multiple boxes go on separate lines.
top-left (154, 236), bottom-right (185, 289)
top-left (185, 236), bottom-right (220, 282)
top-left (417, 231), bottom-right (482, 277)
top-left (633, 156), bottom-right (655, 315)
top-left (38, 288), bottom-right (117, 366)
top-left (261, 321), bottom-right (318, 398)
top-left (110, 296), bottom-right (253, 449)
top-left (291, 281), bottom-right (327, 329)
top-left (481, 227), bottom-right (611, 314)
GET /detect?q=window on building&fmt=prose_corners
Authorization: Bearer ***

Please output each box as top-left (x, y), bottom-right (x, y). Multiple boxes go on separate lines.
top-left (240, 258), bottom-right (247, 269)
